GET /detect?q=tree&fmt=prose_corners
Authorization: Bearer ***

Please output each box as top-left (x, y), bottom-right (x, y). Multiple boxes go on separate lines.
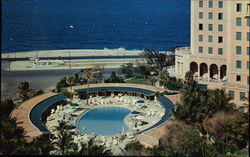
top-left (104, 72), bottom-right (125, 83)
top-left (66, 76), bottom-right (77, 92)
top-left (31, 134), bottom-right (53, 155)
top-left (83, 68), bottom-right (99, 105)
top-left (32, 89), bottom-right (44, 97)
top-left (119, 63), bottom-right (135, 78)
top-left (157, 69), bottom-right (170, 87)
top-left (204, 89), bottom-right (235, 116)
top-left (149, 76), bottom-right (157, 86)
top-left (78, 137), bottom-right (112, 156)
top-left (140, 49), bottom-right (175, 70)
top-left (171, 71), bottom-right (204, 124)
top-left (56, 77), bottom-right (69, 93)
top-left (134, 62), bottom-right (152, 77)
top-left (61, 88), bottom-right (74, 101)
top-left (51, 120), bottom-right (77, 155)
top-left (122, 140), bottom-right (146, 156)
top-left (160, 120), bottom-right (218, 157)
top-left (171, 71), bottom-right (236, 126)
top-left (0, 117), bottom-right (24, 140)
top-left (0, 116), bottom-right (26, 155)
top-left (17, 81), bottom-right (34, 102)
top-left (92, 64), bottom-right (105, 83)
top-left (1, 98), bottom-right (16, 117)
top-left (203, 111), bottom-right (249, 152)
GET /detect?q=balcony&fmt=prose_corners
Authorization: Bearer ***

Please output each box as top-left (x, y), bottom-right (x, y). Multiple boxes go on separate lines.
top-left (245, 11), bottom-right (250, 18)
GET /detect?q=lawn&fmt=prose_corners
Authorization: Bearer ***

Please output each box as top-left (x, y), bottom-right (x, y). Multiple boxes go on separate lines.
top-left (125, 78), bottom-right (152, 85)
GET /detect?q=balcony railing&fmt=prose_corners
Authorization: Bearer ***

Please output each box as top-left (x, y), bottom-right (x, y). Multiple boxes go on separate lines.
top-left (245, 11), bottom-right (250, 18)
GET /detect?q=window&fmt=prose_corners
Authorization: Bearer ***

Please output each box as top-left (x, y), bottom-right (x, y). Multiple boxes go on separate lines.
top-left (199, 12), bottom-right (203, 19)
top-left (218, 36), bottom-right (223, 43)
top-left (247, 47), bottom-right (250, 56)
top-left (208, 24), bottom-right (213, 31)
top-left (236, 46), bottom-right (242, 55)
top-left (209, 12), bottom-right (213, 19)
top-left (199, 1), bottom-right (203, 8)
top-left (239, 108), bottom-right (244, 112)
top-left (236, 3), bottom-right (242, 12)
top-left (247, 32), bottom-right (250, 41)
top-left (240, 92), bottom-right (245, 101)
top-left (208, 36), bottom-right (213, 42)
top-left (236, 32), bottom-right (242, 40)
top-left (236, 75), bottom-right (241, 81)
top-left (236, 18), bottom-right (242, 26)
top-left (229, 90), bottom-right (234, 100)
top-left (199, 46), bottom-right (203, 53)
top-left (209, 1), bottom-right (213, 8)
top-left (218, 24), bottom-right (223, 32)
top-left (218, 13), bottom-right (223, 20)
top-left (247, 61), bottom-right (250, 70)
top-left (236, 60), bottom-right (242, 69)
top-left (218, 1), bottom-right (223, 8)
top-left (199, 35), bottom-right (203, 42)
top-left (199, 24), bottom-right (203, 30)
top-left (218, 48), bottom-right (223, 55)
top-left (247, 18), bottom-right (250, 27)
top-left (208, 47), bottom-right (213, 54)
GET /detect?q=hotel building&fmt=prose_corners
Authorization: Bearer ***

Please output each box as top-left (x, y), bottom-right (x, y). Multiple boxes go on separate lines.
top-left (175, 0), bottom-right (250, 112)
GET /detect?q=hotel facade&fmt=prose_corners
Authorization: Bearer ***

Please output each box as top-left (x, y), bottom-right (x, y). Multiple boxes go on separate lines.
top-left (175, 0), bottom-right (250, 112)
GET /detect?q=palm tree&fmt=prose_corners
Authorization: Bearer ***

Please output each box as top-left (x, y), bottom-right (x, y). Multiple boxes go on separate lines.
top-left (157, 69), bottom-right (170, 88)
top-left (55, 120), bottom-right (74, 135)
top-left (1, 98), bottom-right (16, 117)
top-left (61, 88), bottom-right (74, 102)
top-left (206, 89), bottom-right (235, 115)
top-left (31, 134), bottom-right (53, 155)
top-left (149, 76), bottom-right (157, 86)
top-left (78, 137), bottom-right (112, 156)
top-left (51, 131), bottom-right (77, 155)
top-left (52, 120), bottom-right (77, 155)
top-left (83, 68), bottom-right (99, 105)
top-left (66, 76), bottom-right (76, 93)
top-left (17, 81), bottom-right (34, 102)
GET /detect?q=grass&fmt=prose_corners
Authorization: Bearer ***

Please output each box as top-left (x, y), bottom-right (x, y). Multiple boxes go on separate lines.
top-left (125, 78), bottom-right (152, 86)
top-left (197, 83), bottom-right (207, 89)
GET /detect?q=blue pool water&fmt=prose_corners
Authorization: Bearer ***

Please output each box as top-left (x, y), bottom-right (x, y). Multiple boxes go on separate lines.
top-left (2, 0), bottom-right (190, 53)
top-left (76, 106), bottom-right (131, 136)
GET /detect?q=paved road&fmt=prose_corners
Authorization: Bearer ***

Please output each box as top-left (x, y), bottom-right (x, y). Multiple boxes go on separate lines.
top-left (2, 55), bottom-right (143, 61)
top-left (1, 65), bottom-right (119, 99)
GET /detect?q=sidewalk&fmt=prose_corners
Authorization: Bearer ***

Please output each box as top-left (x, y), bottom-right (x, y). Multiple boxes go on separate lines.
top-left (7, 58), bottom-right (145, 71)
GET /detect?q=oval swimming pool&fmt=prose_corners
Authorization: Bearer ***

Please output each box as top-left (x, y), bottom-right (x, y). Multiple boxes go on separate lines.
top-left (76, 106), bottom-right (131, 136)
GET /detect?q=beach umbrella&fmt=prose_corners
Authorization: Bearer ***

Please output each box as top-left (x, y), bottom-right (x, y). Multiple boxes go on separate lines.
top-left (136, 100), bottom-right (145, 103)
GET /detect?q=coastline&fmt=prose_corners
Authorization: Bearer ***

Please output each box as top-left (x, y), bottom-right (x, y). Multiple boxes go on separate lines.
top-left (1, 49), bottom-right (144, 71)
top-left (1, 49), bottom-right (143, 59)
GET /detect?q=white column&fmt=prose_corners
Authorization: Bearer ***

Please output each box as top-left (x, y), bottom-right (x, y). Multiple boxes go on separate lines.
top-left (218, 68), bottom-right (221, 82)
top-left (208, 66), bottom-right (210, 82)
top-left (198, 63), bottom-right (200, 80)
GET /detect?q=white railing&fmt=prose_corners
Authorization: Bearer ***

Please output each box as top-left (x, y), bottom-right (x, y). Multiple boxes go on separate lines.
top-left (245, 11), bottom-right (250, 18)
top-left (191, 56), bottom-right (227, 62)
top-left (175, 47), bottom-right (190, 51)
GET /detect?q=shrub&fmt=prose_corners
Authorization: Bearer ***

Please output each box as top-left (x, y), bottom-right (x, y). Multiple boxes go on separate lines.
top-left (0, 98), bottom-right (16, 117)
top-left (104, 72), bottom-right (125, 83)
top-left (56, 77), bottom-right (69, 92)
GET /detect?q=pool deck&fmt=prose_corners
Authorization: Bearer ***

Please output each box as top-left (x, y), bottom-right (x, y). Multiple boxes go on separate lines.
top-left (71, 83), bottom-right (166, 94)
top-left (10, 92), bottom-right (58, 141)
top-left (144, 94), bottom-right (180, 139)
top-left (10, 83), bottom-right (180, 143)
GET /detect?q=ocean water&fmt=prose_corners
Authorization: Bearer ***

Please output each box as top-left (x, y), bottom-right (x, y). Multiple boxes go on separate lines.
top-left (76, 106), bottom-right (131, 135)
top-left (2, 0), bottom-right (190, 53)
